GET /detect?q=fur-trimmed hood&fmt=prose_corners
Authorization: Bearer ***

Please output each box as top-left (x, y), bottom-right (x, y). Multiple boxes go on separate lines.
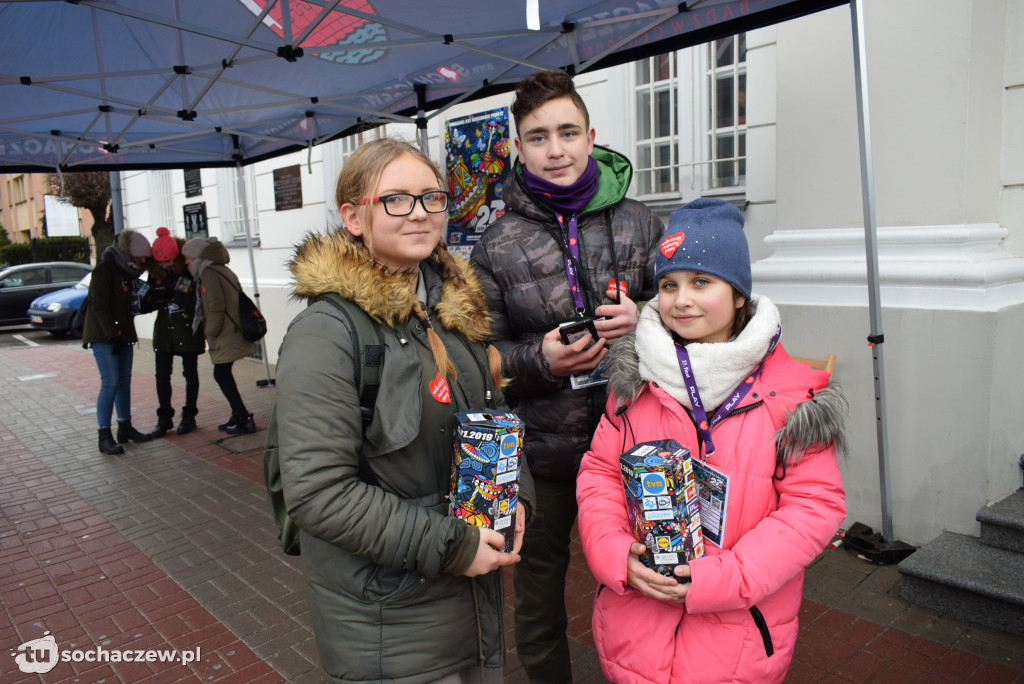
top-left (288, 229), bottom-right (493, 343)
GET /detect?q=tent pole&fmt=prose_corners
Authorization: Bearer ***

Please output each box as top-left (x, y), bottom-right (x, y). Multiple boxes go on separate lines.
top-left (110, 171), bottom-right (125, 235)
top-left (850, 0), bottom-right (893, 542)
top-left (236, 162), bottom-right (275, 388)
top-left (414, 83), bottom-right (429, 153)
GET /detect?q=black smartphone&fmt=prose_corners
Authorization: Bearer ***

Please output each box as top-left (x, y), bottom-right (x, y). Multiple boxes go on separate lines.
top-left (559, 318), bottom-right (598, 346)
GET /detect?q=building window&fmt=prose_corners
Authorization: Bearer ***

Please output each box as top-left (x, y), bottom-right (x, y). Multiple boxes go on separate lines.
top-left (217, 166), bottom-right (259, 240)
top-left (147, 170), bottom-right (174, 228)
top-left (11, 175), bottom-right (27, 204)
top-left (634, 54), bottom-right (679, 196)
top-left (322, 134), bottom-right (361, 230)
top-left (632, 34), bottom-right (747, 200)
top-left (706, 34), bottom-right (746, 189)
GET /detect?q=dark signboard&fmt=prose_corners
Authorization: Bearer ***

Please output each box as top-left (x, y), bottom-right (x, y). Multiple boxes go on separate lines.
top-left (273, 164), bottom-right (303, 211)
top-left (184, 168), bottom-right (203, 197)
top-left (183, 202), bottom-right (208, 239)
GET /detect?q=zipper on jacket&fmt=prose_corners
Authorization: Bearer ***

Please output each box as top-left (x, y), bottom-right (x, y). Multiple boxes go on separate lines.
top-left (687, 399), bottom-right (763, 456)
top-left (749, 606), bottom-right (774, 657)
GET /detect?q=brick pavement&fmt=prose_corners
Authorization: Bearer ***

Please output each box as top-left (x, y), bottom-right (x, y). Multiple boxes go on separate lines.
top-left (1, 332), bottom-right (1022, 683)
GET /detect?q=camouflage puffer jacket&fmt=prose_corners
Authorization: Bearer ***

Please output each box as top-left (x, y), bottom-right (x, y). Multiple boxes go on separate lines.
top-left (471, 146), bottom-right (664, 481)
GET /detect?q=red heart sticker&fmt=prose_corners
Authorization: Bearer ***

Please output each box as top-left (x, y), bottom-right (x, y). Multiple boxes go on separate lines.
top-left (607, 279), bottom-right (628, 296)
top-left (660, 232), bottom-right (685, 258)
top-left (429, 373), bottom-right (452, 404)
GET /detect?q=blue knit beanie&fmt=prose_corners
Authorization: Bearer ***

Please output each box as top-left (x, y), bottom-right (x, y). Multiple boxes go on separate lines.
top-left (654, 198), bottom-right (751, 299)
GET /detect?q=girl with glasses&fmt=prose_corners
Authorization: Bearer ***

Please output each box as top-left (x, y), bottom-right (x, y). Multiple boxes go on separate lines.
top-left (274, 138), bottom-right (534, 684)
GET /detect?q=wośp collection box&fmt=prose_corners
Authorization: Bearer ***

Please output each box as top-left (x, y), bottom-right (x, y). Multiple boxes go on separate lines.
top-left (449, 410), bottom-right (523, 553)
top-left (620, 439), bottom-right (705, 581)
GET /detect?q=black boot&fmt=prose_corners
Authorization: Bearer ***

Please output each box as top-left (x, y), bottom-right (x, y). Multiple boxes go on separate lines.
top-left (217, 414), bottom-right (241, 432)
top-left (176, 406), bottom-right (198, 435)
top-left (226, 413), bottom-right (256, 435)
top-left (98, 428), bottom-right (124, 455)
top-left (150, 408), bottom-right (175, 438)
top-left (117, 419), bottom-right (153, 444)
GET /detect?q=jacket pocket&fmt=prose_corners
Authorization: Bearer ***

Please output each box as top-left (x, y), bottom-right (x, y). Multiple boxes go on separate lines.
top-left (749, 605), bottom-right (774, 656)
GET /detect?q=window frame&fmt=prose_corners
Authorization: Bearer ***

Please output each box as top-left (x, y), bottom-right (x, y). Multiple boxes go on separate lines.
top-left (216, 165), bottom-right (260, 241)
top-left (630, 34), bottom-right (747, 203)
top-left (705, 35), bottom-right (747, 192)
top-left (632, 53), bottom-right (681, 200)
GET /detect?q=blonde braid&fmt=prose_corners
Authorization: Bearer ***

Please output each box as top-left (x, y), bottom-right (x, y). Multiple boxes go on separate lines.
top-left (433, 241), bottom-right (468, 291)
top-left (412, 301), bottom-right (458, 381)
top-left (487, 344), bottom-right (510, 389)
top-left (432, 242), bottom-right (509, 389)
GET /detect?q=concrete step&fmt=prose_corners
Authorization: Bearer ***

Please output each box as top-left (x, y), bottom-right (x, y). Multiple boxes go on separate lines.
top-left (977, 488), bottom-right (1024, 553)
top-left (898, 530), bottom-right (1024, 637)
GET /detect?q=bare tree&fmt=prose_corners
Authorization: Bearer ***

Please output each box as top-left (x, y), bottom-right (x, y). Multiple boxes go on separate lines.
top-left (47, 171), bottom-right (114, 257)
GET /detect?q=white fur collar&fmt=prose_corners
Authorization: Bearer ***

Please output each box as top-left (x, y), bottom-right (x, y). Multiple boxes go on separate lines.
top-left (635, 294), bottom-right (781, 411)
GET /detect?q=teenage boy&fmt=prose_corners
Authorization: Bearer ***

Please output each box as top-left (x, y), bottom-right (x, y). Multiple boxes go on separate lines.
top-left (471, 69), bottom-right (664, 683)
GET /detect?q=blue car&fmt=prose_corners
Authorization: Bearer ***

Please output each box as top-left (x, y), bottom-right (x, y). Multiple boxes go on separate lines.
top-left (28, 271), bottom-right (91, 337)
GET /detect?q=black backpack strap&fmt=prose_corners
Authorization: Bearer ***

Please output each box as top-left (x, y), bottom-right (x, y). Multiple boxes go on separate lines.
top-left (314, 293), bottom-right (384, 486)
top-left (263, 293), bottom-right (386, 556)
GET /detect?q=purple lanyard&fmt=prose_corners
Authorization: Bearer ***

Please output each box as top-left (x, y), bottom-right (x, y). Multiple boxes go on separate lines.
top-left (557, 213), bottom-right (586, 313)
top-left (674, 325), bottom-right (781, 458)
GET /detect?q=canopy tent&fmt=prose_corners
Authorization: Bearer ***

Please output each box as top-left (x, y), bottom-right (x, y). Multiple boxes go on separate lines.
top-left (0, 0), bottom-right (844, 172)
top-left (0, 0), bottom-right (903, 550)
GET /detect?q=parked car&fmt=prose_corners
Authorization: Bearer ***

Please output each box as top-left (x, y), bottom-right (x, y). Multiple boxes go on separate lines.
top-left (28, 271), bottom-right (92, 336)
top-left (0, 261), bottom-right (93, 327)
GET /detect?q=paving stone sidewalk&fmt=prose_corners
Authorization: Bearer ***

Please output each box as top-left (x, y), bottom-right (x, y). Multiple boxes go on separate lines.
top-left (1, 335), bottom-right (1022, 683)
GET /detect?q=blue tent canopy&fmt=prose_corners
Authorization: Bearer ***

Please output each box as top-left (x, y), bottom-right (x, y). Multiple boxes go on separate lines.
top-left (0, 0), bottom-right (842, 172)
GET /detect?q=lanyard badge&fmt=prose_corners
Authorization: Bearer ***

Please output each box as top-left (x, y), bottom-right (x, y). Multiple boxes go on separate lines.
top-left (673, 325), bottom-right (781, 459)
top-left (557, 213), bottom-right (586, 313)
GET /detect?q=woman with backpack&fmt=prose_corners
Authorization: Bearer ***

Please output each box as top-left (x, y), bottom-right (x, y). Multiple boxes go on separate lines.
top-left (274, 137), bottom-right (533, 683)
top-left (181, 236), bottom-right (257, 435)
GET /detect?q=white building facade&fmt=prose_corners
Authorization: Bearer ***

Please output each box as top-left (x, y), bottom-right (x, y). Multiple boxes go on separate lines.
top-left (118, 0), bottom-right (1024, 548)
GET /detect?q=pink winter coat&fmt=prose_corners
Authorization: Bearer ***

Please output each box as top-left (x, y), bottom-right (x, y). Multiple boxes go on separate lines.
top-left (577, 325), bottom-right (847, 683)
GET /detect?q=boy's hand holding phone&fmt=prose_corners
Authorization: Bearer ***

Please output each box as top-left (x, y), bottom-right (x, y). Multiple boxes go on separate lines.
top-left (595, 281), bottom-right (639, 341)
top-left (542, 323), bottom-right (606, 376)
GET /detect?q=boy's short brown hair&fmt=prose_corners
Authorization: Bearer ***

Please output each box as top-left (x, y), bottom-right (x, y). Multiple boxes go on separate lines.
top-left (510, 69), bottom-right (590, 133)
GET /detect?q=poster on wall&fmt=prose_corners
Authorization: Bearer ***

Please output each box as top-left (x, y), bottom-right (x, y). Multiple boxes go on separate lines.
top-left (273, 164), bottom-right (303, 211)
top-left (444, 107), bottom-right (510, 258)
top-left (42, 194), bottom-right (80, 237)
top-left (183, 202), bottom-right (208, 240)
top-left (184, 168), bottom-right (203, 197)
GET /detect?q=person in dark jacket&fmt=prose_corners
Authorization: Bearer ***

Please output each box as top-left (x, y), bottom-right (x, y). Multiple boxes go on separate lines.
top-left (181, 236), bottom-right (257, 434)
top-left (144, 227), bottom-right (206, 436)
top-left (276, 137), bottom-right (534, 683)
top-left (470, 70), bottom-right (664, 683)
top-left (82, 229), bottom-right (155, 454)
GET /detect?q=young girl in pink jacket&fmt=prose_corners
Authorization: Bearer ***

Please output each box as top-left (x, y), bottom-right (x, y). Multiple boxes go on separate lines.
top-left (576, 198), bottom-right (848, 684)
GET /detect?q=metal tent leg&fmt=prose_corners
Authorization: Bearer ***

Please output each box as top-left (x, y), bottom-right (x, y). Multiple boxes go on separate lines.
top-left (845, 0), bottom-right (913, 563)
top-left (236, 163), bottom-right (275, 388)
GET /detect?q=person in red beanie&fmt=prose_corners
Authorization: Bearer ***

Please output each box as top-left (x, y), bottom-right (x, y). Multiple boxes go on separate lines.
top-left (143, 227), bottom-right (206, 436)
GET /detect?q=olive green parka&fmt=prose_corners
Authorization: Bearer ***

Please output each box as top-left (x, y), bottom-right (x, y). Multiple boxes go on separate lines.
top-left (276, 230), bottom-right (534, 684)
top-left (193, 238), bottom-right (256, 364)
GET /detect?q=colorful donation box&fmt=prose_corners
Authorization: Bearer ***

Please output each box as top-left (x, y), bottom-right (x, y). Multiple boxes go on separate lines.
top-left (620, 439), bottom-right (705, 581)
top-left (449, 410), bottom-right (523, 553)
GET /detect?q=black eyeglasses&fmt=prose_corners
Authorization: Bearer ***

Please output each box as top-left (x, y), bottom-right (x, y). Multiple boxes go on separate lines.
top-left (356, 191), bottom-right (451, 216)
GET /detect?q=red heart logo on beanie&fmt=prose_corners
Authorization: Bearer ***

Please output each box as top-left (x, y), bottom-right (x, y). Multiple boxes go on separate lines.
top-left (430, 373), bottom-right (452, 404)
top-left (660, 232), bottom-right (685, 258)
